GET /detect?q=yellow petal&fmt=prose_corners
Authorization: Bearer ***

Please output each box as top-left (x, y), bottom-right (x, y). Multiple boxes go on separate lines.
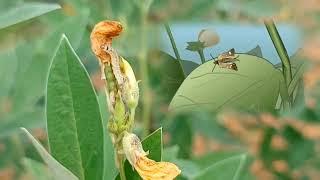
top-left (135, 155), bottom-right (181, 180)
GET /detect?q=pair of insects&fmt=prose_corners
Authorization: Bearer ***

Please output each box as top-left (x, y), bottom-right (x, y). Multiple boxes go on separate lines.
top-left (211, 48), bottom-right (239, 72)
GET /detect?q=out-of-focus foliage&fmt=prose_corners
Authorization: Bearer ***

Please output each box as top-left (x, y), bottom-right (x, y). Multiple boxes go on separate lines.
top-left (1, 0), bottom-right (320, 180)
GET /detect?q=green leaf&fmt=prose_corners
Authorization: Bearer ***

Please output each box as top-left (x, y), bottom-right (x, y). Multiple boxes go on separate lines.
top-left (0, 2), bottom-right (60, 29)
top-left (141, 128), bottom-right (163, 161)
top-left (170, 54), bottom-right (284, 112)
top-left (116, 128), bottom-right (163, 180)
top-left (22, 158), bottom-right (53, 180)
top-left (186, 41), bottom-right (205, 52)
top-left (191, 154), bottom-right (247, 180)
top-left (246, 45), bottom-right (263, 58)
top-left (46, 35), bottom-right (104, 180)
top-left (21, 128), bottom-right (78, 180)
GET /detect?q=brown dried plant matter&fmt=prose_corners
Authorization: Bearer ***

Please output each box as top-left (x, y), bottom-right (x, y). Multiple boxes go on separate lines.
top-left (90, 20), bottom-right (123, 64)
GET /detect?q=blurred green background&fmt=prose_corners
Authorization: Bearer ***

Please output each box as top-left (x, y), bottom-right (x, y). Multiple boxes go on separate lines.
top-left (1, 0), bottom-right (320, 179)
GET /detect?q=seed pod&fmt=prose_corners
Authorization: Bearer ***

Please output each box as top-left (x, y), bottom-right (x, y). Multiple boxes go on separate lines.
top-left (121, 58), bottom-right (139, 109)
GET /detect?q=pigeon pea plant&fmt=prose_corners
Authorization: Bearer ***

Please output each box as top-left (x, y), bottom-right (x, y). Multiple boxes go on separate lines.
top-left (21, 20), bottom-right (181, 180)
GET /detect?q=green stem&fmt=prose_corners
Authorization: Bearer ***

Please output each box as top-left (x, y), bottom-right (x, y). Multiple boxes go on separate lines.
top-left (116, 148), bottom-right (126, 180)
top-left (264, 19), bottom-right (292, 86)
top-left (128, 108), bottom-right (136, 131)
top-left (139, 9), bottom-right (151, 137)
top-left (197, 49), bottom-right (206, 64)
top-left (164, 23), bottom-right (186, 77)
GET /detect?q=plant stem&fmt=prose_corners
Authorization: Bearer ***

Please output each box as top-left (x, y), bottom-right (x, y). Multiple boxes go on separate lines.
top-left (116, 146), bottom-right (126, 180)
top-left (139, 9), bottom-right (152, 137)
top-left (197, 49), bottom-right (206, 64)
top-left (128, 108), bottom-right (136, 131)
top-left (264, 19), bottom-right (292, 86)
top-left (164, 23), bottom-right (186, 77)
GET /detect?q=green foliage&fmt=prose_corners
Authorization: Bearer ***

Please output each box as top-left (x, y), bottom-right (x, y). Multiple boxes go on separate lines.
top-left (170, 54), bottom-right (284, 112)
top-left (0, 6), bottom-right (89, 138)
top-left (148, 51), bottom-right (186, 103)
top-left (191, 154), bottom-right (247, 180)
top-left (0, 2), bottom-right (60, 29)
top-left (1, 1), bottom-right (319, 180)
top-left (21, 128), bottom-right (78, 180)
top-left (167, 115), bottom-right (193, 158)
top-left (46, 36), bottom-right (104, 180)
top-left (22, 158), bottom-right (52, 180)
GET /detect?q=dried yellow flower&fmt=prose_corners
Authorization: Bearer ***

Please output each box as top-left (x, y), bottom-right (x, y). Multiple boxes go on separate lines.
top-left (90, 20), bottom-right (123, 64)
top-left (122, 132), bottom-right (181, 180)
top-left (135, 155), bottom-right (181, 180)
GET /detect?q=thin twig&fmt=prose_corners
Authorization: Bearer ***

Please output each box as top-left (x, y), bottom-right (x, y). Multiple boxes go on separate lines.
top-left (164, 23), bottom-right (186, 77)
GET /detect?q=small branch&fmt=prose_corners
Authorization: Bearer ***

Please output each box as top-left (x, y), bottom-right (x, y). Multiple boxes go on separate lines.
top-left (197, 49), bottom-right (206, 64)
top-left (164, 23), bottom-right (186, 77)
top-left (264, 19), bottom-right (292, 86)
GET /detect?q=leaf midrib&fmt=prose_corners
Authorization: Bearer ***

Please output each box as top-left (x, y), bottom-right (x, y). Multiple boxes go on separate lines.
top-left (63, 42), bottom-right (85, 179)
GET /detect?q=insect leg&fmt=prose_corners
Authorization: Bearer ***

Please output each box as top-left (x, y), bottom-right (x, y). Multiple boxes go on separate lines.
top-left (211, 63), bottom-right (217, 72)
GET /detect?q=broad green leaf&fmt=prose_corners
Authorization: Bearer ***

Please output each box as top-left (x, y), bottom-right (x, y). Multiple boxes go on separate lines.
top-left (116, 128), bottom-right (163, 180)
top-left (170, 54), bottom-right (284, 112)
top-left (46, 35), bottom-right (104, 180)
top-left (21, 128), bottom-right (78, 180)
top-left (246, 45), bottom-right (263, 58)
top-left (22, 158), bottom-right (53, 180)
top-left (0, 2), bottom-right (60, 29)
top-left (191, 154), bottom-right (247, 180)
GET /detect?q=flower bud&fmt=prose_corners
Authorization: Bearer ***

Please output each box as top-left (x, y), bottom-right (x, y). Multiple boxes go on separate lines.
top-left (198, 29), bottom-right (220, 47)
top-left (121, 58), bottom-right (139, 109)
